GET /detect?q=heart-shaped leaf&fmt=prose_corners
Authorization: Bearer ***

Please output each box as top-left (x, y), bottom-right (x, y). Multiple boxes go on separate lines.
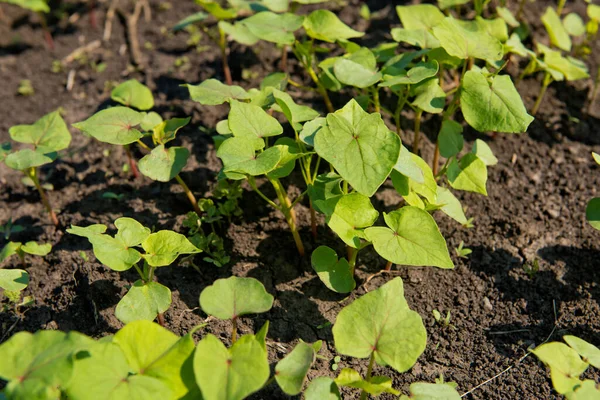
top-left (239, 12), bottom-right (304, 45)
top-left (141, 230), bottom-right (200, 267)
top-left (275, 341), bottom-right (322, 395)
top-left (4, 149), bottom-right (55, 170)
top-left (273, 89), bottom-right (319, 131)
top-left (311, 246), bottom-right (356, 293)
top-left (332, 277), bottom-right (427, 373)
top-left (73, 107), bottom-right (144, 145)
top-left (218, 137), bottom-right (281, 176)
top-left (305, 377), bottom-right (341, 400)
top-left (461, 70), bottom-right (533, 133)
top-left (314, 99), bottom-right (400, 196)
top-left (0, 269), bottom-right (29, 291)
top-left (220, 20), bottom-right (260, 46)
top-left (194, 333), bottom-right (269, 400)
top-left (335, 368), bottom-right (400, 396)
top-left (9, 110), bottom-right (70, 153)
top-left (300, 117), bottom-right (326, 147)
top-left (114, 217), bottom-right (151, 247)
top-left (586, 198), bottom-right (600, 230)
top-left (390, 28), bottom-right (440, 49)
top-left (447, 153), bottom-right (488, 195)
top-left (152, 117), bottom-right (190, 145)
top-left (532, 342), bottom-right (588, 394)
top-left (228, 100), bottom-right (283, 138)
top-left (437, 120), bottom-right (463, 158)
top-left (303, 10), bottom-right (364, 43)
top-left (20, 241), bottom-right (52, 256)
top-left (333, 59), bottom-right (382, 89)
top-left (400, 382), bottom-right (461, 399)
top-left (542, 7), bottom-right (571, 51)
top-left (411, 78), bottom-right (446, 114)
top-left (187, 79), bottom-right (250, 105)
top-left (563, 336), bottom-right (600, 369)
top-left (380, 61), bottom-right (439, 87)
top-left (396, 4), bottom-right (444, 31)
top-left (325, 193), bottom-right (379, 248)
top-left (199, 276), bottom-right (274, 320)
top-left (112, 320), bottom-right (196, 398)
top-left (436, 186), bottom-right (468, 225)
top-left (432, 17), bottom-right (503, 61)
top-left (115, 280), bottom-right (172, 324)
top-left (365, 207), bottom-right (454, 269)
top-left (138, 145), bottom-right (189, 182)
top-left (111, 80), bottom-right (154, 110)
top-left (472, 139), bottom-right (497, 166)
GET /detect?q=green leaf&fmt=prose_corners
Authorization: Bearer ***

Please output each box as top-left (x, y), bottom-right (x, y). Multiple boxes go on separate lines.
top-left (140, 111), bottom-right (163, 131)
top-left (273, 89), bottom-right (319, 131)
top-left (88, 234), bottom-right (142, 271)
top-left (275, 341), bottom-right (321, 395)
top-left (20, 241), bottom-right (51, 256)
top-left (497, 6), bottom-right (519, 28)
top-left (403, 382), bottom-right (461, 399)
top-left (152, 117), bottom-right (190, 145)
top-left (228, 100), bottom-right (283, 139)
top-left (240, 12), bottom-right (303, 45)
top-left (314, 99), bottom-right (400, 196)
top-left (4, 149), bottom-right (54, 170)
top-left (0, 142), bottom-right (11, 162)
top-left (390, 28), bottom-right (440, 49)
top-left (590, 4), bottom-right (600, 21)
top-left (565, 380), bottom-right (600, 400)
top-left (542, 7), bottom-right (572, 51)
top-left (563, 13), bottom-right (586, 37)
top-left (66, 224), bottom-right (107, 238)
top-left (392, 153), bottom-right (437, 204)
top-left (186, 79), bottom-right (250, 105)
top-left (476, 17), bottom-right (508, 42)
top-left (460, 70), bottom-right (533, 133)
top-left (113, 320), bottom-right (196, 398)
top-left (380, 61), bottom-right (439, 87)
top-left (0, 241), bottom-right (22, 263)
top-left (432, 17), bottom-right (503, 61)
top-left (538, 45), bottom-right (589, 81)
top-left (447, 153), bottom-right (488, 195)
top-left (199, 276), bottom-right (273, 320)
top-left (111, 80), bottom-right (154, 110)
top-left (0, 269), bottom-right (29, 291)
top-left (335, 368), bottom-right (400, 396)
top-left (436, 186), bottom-right (468, 225)
top-left (115, 280), bottom-right (172, 323)
top-left (197, 0), bottom-right (237, 19)
top-left (194, 334), bottom-right (269, 400)
top-left (586, 198), bottom-right (600, 230)
top-left (332, 277), bottom-right (427, 372)
top-left (220, 20), bottom-right (260, 46)
top-left (66, 341), bottom-right (172, 400)
top-left (173, 11), bottom-right (208, 31)
top-left (396, 4), bottom-right (444, 31)
top-left (532, 342), bottom-right (588, 394)
top-left (438, 0), bottom-right (470, 10)
top-left (411, 78), bottom-right (446, 114)
top-left (141, 230), bottom-right (200, 267)
top-left (365, 207), bottom-right (454, 269)
top-left (9, 110), bottom-right (70, 153)
top-left (308, 172), bottom-right (344, 213)
top-left (393, 145), bottom-right (425, 184)
top-left (564, 336), bottom-right (600, 369)
top-left (333, 59), bottom-right (382, 89)
top-left (0, 331), bottom-right (91, 398)
top-left (2, 0), bottom-right (50, 13)
top-left (305, 377), bottom-right (341, 400)
top-left (472, 139), bottom-right (497, 166)
top-left (115, 217), bottom-right (150, 247)
top-left (218, 137), bottom-right (281, 176)
top-left (326, 192), bottom-right (379, 248)
top-left (303, 10), bottom-right (364, 43)
top-left (438, 120), bottom-right (463, 158)
top-left (311, 246), bottom-right (356, 293)
top-left (73, 107), bottom-right (144, 145)
top-left (138, 145), bottom-right (189, 182)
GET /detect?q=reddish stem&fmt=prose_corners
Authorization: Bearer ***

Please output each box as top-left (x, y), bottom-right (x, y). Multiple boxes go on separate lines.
top-left (125, 145), bottom-right (140, 179)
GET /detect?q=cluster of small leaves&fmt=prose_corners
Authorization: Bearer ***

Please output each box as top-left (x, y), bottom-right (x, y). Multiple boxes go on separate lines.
top-left (533, 335), bottom-right (600, 398)
top-left (67, 218), bottom-right (200, 323)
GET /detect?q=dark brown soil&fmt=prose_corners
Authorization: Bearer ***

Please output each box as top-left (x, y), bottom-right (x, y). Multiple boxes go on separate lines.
top-left (1, 0), bottom-right (599, 399)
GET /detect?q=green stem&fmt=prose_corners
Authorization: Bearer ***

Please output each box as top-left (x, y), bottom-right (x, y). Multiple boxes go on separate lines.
top-left (347, 246), bottom-right (359, 274)
top-left (124, 144), bottom-right (140, 178)
top-left (372, 87), bottom-right (380, 113)
top-left (394, 90), bottom-right (408, 135)
top-left (269, 178), bottom-right (305, 256)
top-left (556, 0), bottom-right (566, 15)
top-left (248, 177), bottom-right (280, 210)
top-left (531, 72), bottom-right (552, 116)
top-left (133, 263), bottom-right (146, 282)
top-left (218, 25), bottom-right (232, 85)
top-left (147, 265), bottom-right (155, 282)
top-left (384, 260), bottom-right (393, 271)
top-left (306, 64), bottom-right (334, 113)
top-left (28, 168), bottom-right (59, 226)
top-left (359, 353), bottom-right (376, 400)
top-left (38, 12), bottom-right (54, 50)
top-left (412, 109), bottom-right (423, 155)
top-left (175, 175), bottom-right (202, 215)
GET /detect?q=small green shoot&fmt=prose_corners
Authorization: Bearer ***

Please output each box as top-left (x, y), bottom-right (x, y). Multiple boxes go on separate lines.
top-left (0, 218), bottom-right (25, 240)
top-left (17, 79), bottom-right (34, 96)
top-left (454, 241), bottom-right (472, 258)
top-left (523, 258), bottom-right (540, 279)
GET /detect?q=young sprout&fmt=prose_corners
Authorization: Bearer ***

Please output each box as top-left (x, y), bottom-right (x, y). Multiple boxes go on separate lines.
top-left (432, 309), bottom-right (455, 329)
top-left (1, 0), bottom-right (54, 48)
top-left (1, 110), bottom-right (71, 226)
top-left (0, 218), bottom-right (25, 240)
top-left (522, 258), bottom-right (539, 279)
top-left (68, 218), bottom-right (200, 325)
top-left (454, 241), bottom-right (472, 258)
top-left (0, 241), bottom-right (51, 266)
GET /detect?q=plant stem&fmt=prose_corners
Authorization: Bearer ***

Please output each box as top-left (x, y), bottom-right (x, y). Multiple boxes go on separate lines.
top-left (218, 25), bottom-right (232, 85)
top-left (175, 174), bottom-right (202, 215)
top-left (310, 200), bottom-right (317, 240)
top-left (432, 141), bottom-right (440, 176)
top-left (38, 12), bottom-right (54, 50)
top-left (531, 72), bottom-right (552, 116)
top-left (306, 64), bottom-right (334, 113)
top-left (269, 178), bottom-right (304, 256)
top-left (248, 176), bottom-right (280, 210)
top-left (28, 168), bottom-right (59, 226)
top-left (232, 317), bottom-right (237, 344)
top-left (556, 0), bottom-right (566, 15)
top-left (157, 313), bottom-right (165, 326)
top-left (124, 144), bottom-right (140, 178)
top-left (347, 246), bottom-right (358, 274)
top-left (133, 263), bottom-right (146, 282)
top-left (359, 353), bottom-right (376, 400)
top-left (588, 66), bottom-right (600, 114)
top-left (412, 109), bottom-right (423, 154)
top-left (372, 87), bottom-right (380, 113)
top-left (384, 260), bottom-right (393, 271)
